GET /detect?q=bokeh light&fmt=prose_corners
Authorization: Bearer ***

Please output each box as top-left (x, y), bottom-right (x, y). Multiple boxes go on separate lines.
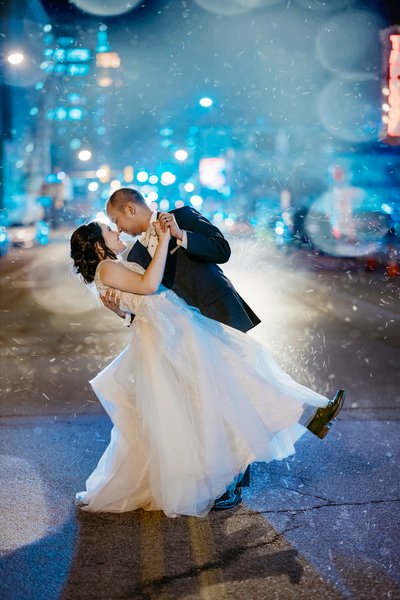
top-left (174, 149), bottom-right (188, 161)
top-left (190, 195), bottom-right (203, 208)
top-left (4, 50), bottom-right (42, 87)
top-left (304, 188), bottom-right (393, 257)
top-left (94, 211), bottom-right (111, 225)
top-left (159, 199), bottom-right (170, 211)
top-left (316, 10), bottom-right (385, 76)
top-left (318, 79), bottom-right (380, 143)
top-left (199, 97), bottom-right (213, 108)
top-left (147, 191), bottom-right (158, 203)
top-left (70, 138), bottom-right (81, 150)
top-left (295, 0), bottom-right (355, 11)
top-left (161, 172), bottom-right (176, 186)
top-left (195, 0), bottom-right (282, 17)
top-left (78, 150), bottom-right (92, 161)
top-left (7, 52), bottom-right (24, 65)
top-left (137, 170), bottom-right (149, 183)
top-left (71, 0), bottom-right (141, 17)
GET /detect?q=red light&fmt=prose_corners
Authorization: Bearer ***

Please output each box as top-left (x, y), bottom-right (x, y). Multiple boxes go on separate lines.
top-left (381, 29), bottom-right (400, 143)
top-left (388, 35), bottom-right (400, 137)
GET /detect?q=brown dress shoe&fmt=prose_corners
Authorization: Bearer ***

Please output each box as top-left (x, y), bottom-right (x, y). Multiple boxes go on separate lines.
top-left (307, 389), bottom-right (346, 439)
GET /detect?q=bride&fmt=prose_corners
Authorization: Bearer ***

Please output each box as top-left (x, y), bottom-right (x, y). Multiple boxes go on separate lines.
top-left (70, 219), bottom-right (345, 518)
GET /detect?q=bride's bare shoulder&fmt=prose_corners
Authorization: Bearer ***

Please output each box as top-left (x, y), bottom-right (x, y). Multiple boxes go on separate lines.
top-left (100, 259), bottom-right (127, 275)
top-left (100, 259), bottom-right (141, 289)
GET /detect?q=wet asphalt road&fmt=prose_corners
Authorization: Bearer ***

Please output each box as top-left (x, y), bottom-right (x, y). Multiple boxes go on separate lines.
top-left (1, 233), bottom-right (399, 599)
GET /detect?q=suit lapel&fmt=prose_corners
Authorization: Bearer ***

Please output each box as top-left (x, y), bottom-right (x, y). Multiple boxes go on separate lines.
top-left (126, 219), bottom-right (180, 287)
top-left (127, 240), bottom-right (152, 269)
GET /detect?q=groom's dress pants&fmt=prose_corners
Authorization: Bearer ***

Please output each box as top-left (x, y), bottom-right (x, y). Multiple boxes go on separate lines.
top-left (239, 466), bottom-right (251, 487)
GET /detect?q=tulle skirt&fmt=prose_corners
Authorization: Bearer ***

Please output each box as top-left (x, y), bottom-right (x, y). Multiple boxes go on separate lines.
top-left (76, 289), bottom-right (329, 517)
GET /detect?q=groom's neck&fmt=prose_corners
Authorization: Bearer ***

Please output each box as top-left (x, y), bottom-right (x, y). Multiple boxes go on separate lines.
top-left (140, 206), bottom-right (153, 232)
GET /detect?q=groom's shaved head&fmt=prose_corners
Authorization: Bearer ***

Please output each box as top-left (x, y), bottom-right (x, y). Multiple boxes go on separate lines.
top-left (108, 188), bottom-right (146, 212)
top-left (107, 187), bottom-right (152, 235)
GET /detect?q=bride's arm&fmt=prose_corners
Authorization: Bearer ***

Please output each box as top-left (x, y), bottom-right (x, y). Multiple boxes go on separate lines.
top-left (101, 226), bottom-right (170, 295)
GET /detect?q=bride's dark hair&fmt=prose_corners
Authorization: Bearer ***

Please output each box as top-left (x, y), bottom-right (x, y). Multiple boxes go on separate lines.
top-left (70, 222), bottom-right (117, 284)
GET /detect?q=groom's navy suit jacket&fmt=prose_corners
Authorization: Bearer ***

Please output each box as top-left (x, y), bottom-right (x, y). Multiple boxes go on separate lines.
top-left (126, 206), bottom-right (260, 333)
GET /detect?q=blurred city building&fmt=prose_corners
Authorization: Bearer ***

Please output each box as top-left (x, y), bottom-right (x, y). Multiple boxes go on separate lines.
top-left (0, 0), bottom-right (399, 267)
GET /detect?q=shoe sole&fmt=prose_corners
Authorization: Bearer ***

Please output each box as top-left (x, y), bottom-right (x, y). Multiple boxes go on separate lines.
top-left (212, 497), bottom-right (242, 511)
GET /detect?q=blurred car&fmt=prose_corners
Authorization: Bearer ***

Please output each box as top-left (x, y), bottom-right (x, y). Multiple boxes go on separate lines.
top-left (271, 189), bottom-right (399, 276)
top-left (8, 221), bottom-right (50, 249)
top-left (7, 194), bottom-right (44, 226)
top-left (297, 188), bottom-right (399, 272)
top-left (8, 225), bottom-right (37, 248)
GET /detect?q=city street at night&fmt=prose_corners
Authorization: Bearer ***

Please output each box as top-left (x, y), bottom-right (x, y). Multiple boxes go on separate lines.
top-left (1, 0), bottom-right (400, 598)
top-left (1, 234), bottom-right (399, 599)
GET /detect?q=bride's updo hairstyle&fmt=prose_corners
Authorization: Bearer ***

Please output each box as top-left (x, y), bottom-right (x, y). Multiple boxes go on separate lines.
top-left (70, 222), bottom-right (117, 284)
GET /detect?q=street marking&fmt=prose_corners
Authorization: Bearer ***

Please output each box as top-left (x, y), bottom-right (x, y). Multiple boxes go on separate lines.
top-left (188, 517), bottom-right (229, 600)
top-left (139, 511), bottom-right (169, 599)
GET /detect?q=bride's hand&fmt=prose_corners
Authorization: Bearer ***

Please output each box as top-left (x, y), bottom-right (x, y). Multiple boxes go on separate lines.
top-left (101, 288), bottom-right (125, 318)
top-left (153, 220), bottom-right (171, 240)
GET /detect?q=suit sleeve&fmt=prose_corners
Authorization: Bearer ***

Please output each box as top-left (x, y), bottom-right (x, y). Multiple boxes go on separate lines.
top-left (174, 207), bottom-right (231, 264)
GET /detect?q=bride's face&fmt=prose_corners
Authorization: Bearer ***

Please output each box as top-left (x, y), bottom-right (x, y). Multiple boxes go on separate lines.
top-left (100, 223), bottom-right (127, 254)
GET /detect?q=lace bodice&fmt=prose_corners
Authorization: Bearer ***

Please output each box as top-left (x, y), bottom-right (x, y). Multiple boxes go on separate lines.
top-left (95, 258), bottom-right (152, 315)
top-left (94, 257), bottom-right (197, 326)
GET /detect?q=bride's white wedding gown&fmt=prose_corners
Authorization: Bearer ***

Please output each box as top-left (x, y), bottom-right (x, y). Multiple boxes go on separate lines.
top-left (76, 258), bottom-right (329, 517)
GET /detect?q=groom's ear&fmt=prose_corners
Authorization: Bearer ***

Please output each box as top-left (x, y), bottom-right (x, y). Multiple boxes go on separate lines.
top-left (126, 201), bottom-right (136, 215)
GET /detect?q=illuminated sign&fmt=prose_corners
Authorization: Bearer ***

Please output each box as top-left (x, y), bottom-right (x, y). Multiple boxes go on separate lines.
top-left (53, 64), bottom-right (66, 75)
top-left (387, 34), bottom-right (400, 137)
top-left (54, 48), bottom-right (66, 62)
top-left (96, 31), bottom-right (110, 53)
top-left (57, 37), bottom-right (74, 47)
top-left (46, 107), bottom-right (84, 121)
top-left (53, 48), bottom-right (91, 63)
top-left (380, 26), bottom-right (400, 145)
top-left (96, 52), bottom-right (121, 69)
top-left (67, 64), bottom-right (90, 76)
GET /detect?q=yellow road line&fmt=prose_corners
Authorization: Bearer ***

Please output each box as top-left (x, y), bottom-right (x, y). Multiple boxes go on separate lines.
top-left (139, 510), bottom-right (169, 599)
top-left (188, 517), bottom-right (229, 600)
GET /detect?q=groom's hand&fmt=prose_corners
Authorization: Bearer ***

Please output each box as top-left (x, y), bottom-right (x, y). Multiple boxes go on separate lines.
top-left (101, 288), bottom-right (125, 319)
top-left (158, 212), bottom-right (183, 241)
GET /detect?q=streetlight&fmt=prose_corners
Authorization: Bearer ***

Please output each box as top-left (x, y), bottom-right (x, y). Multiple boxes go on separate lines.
top-left (175, 149), bottom-right (188, 161)
top-left (7, 52), bottom-right (24, 65)
top-left (78, 149), bottom-right (92, 161)
top-left (199, 97), bottom-right (213, 108)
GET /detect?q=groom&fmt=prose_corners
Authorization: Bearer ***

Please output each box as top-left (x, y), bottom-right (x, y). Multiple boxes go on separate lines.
top-left (104, 187), bottom-right (261, 509)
